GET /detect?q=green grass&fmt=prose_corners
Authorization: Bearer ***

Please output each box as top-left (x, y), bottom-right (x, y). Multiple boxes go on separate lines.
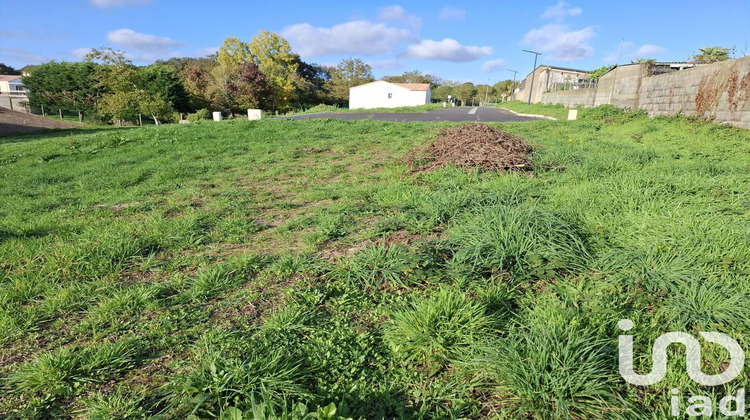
top-left (1, 110), bottom-right (749, 418)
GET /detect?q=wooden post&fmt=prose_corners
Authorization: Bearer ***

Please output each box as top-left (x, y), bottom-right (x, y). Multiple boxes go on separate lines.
top-left (138, 114), bottom-right (143, 126)
top-left (59, 109), bottom-right (63, 120)
top-left (8, 93), bottom-right (13, 110)
top-left (78, 111), bottom-right (83, 123)
top-left (41, 104), bottom-right (45, 117)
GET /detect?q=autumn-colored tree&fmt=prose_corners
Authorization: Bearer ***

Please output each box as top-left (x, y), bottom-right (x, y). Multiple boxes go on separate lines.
top-left (249, 30), bottom-right (299, 112)
top-left (216, 37), bottom-right (254, 67)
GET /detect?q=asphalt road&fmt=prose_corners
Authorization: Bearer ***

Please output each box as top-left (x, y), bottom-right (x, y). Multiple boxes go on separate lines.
top-left (287, 106), bottom-right (544, 123)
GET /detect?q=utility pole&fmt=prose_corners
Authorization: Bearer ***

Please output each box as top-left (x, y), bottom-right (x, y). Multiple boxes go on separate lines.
top-left (522, 50), bottom-right (542, 105)
top-left (507, 69), bottom-right (518, 100)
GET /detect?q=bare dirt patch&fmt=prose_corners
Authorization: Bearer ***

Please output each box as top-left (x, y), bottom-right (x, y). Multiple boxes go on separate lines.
top-left (407, 122), bottom-right (532, 173)
top-left (0, 107), bottom-right (83, 136)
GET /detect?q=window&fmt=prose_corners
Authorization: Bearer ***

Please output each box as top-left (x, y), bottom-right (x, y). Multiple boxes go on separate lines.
top-left (388, 93), bottom-right (392, 99)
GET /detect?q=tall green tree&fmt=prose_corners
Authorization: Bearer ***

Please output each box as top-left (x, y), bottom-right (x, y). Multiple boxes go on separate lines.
top-left (431, 85), bottom-right (453, 102)
top-left (382, 70), bottom-right (442, 88)
top-left (86, 47), bottom-right (173, 125)
top-left (138, 64), bottom-right (190, 113)
top-left (692, 46), bottom-right (732, 64)
top-left (452, 83), bottom-right (476, 106)
top-left (325, 58), bottom-right (374, 104)
top-left (21, 61), bottom-right (98, 119)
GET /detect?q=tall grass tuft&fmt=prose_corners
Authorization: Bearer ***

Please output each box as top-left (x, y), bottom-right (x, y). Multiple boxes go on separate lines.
top-left (482, 321), bottom-right (628, 419)
top-left (384, 286), bottom-right (492, 373)
top-left (449, 203), bottom-right (590, 279)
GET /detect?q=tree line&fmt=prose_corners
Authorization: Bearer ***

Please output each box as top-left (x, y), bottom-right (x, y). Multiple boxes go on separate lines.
top-left (13, 30), bottom-right (523, 124)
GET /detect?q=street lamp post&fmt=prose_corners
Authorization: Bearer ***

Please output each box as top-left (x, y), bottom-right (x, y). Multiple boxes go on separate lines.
top-left (522, 49), bottom-right (542, 105)
top-left (507, 69), bottom-right (518, 101)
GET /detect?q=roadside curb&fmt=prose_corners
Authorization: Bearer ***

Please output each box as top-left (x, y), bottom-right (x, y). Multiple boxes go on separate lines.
top-left (502, 109), bottom-right (558, 120)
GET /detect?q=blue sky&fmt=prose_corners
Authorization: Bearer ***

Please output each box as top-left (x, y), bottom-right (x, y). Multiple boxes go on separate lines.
top-left (1, 0), bottom-right (748, 84)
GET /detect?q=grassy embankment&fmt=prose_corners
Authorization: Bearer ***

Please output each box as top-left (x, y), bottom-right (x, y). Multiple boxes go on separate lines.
top-left (1, 107), bottom-right (749, 419)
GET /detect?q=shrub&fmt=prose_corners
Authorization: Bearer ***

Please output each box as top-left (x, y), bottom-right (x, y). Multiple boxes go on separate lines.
top-left (187, 108), bottom-right (211, 122)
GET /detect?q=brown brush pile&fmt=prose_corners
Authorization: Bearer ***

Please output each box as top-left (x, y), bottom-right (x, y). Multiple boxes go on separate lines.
top-left (407, 123), bottom-right (533, 173)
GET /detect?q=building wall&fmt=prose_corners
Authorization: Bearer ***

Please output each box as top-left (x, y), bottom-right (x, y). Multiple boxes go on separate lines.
top-left (0, 94), bottom-right (29, 113)
top-left (539, 56), bottom-right (750, 129)
top-left (515, 66), bottom-right (590, 104)
top-left (349, 81), bottom-right (429, 109)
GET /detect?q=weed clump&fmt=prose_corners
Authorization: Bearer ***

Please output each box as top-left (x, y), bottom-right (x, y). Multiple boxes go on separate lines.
top-left (408, 123), bottom-right (532, 173)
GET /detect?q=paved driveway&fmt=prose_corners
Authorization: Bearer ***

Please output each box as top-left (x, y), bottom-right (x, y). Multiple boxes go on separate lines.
top-left (286, 106), bottom-right (544, 123)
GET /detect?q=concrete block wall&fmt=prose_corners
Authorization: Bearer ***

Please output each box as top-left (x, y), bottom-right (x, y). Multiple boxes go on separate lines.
top-left (540, 56), bottom-right (750, 129)
top-left (0, 95), bottom-right (29, 112)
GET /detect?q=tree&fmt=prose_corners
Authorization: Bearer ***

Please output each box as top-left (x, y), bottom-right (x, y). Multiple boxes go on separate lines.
top-left (22, 61), bottom-right (98, 120)
top-left (587, 65), bottom-right (615, 81)
top-left (0, 63), bottom-right (20, 75)
top-left (325, 58), bottom-right (374, 104)
top-left (138, 64), bottom-right (190, 113)
top-left (382, 70), bottom-right (442, 88)
top-left (249, 30), bottom-right (299, 112)
top-left (431, 85), bottom-right (453, 102)
top-left (475, 84), bottom-right (494, 103)
top-left (452, 83), bottom-right (476, 106)
top-left (293, 57), bottom-right (331, 106)
top-left (216, 37), bottom-right (254, 67)
top-left (180, 63), bottom-right (216, 110)
top-left (226, 63), bottom-right (272, 112)
top-left (692, 46), bottom-right (731, 64)
top-left (86, 47), bottom-right (177, 125)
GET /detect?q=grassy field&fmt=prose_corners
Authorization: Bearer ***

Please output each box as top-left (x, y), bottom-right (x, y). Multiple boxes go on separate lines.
top-left (1, 108), bottom-right (749, 419)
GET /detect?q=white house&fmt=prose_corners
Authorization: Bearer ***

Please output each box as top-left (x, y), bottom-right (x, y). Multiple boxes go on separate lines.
top-left (0, 75), bottom-right (28, 96)
top-left (349, 81), bottom-right (431, 109)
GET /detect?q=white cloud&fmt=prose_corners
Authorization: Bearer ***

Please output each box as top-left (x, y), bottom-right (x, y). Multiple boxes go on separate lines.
top-left (541, 1), bottom-right (582, 20)
top-left (404, 38), bottom-right (492, 62)
top-left (521, 24), bottom-right (595, 61)
top-left (377, 5), bottom-right (422, 29)
top-left (633, 44), bottom-right (666, 57)
top-left (195, 47), bottom-right (219, 57)
top-left (106, 29), bottom-right (184, 52)
top-left (71, 47), bottom-right (93, 59)
top-left (378, 5), bottom-right (405, 21)
top-left (0, 47), bottom-right (49, 65)
top-left (481, 59), bottom-right (506, 73)
top-left (282, 20), bottom-right (413, 57)
top-left (368, 59), bottom-right (401, 70)
top-left (89, 0), bottom-right (149, 8)
top-left (439, 5), bottom-right (466, 21)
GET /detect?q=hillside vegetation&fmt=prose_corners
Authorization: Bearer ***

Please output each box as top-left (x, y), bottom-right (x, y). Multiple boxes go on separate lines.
top-left (1, 109), bottom-right (749, 419)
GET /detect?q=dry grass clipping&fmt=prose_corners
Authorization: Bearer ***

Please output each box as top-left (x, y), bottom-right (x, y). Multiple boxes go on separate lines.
top-left (407, 123), bottom-right (532, 173)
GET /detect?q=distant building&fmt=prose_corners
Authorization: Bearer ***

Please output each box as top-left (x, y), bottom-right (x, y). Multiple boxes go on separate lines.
top-left (349, 81), bottom-right (431, 109)
top-left (515, 65), bottom-right (591, 104)
top-left (0, 75), bottom-right (29, 111)
top-left (0, 75), bottom-right (28, 97)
